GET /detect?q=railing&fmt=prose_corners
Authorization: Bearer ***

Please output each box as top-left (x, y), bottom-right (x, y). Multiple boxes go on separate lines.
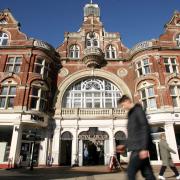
top-left (56, 108), bottom-right (127, 119)
top-left (33, 40), bottom-right (54, 51)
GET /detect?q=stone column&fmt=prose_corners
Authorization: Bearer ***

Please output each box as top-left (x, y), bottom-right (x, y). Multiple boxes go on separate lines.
top-left (71, 128), bottom-right (78, 166)
top-left (51, 126), bottom-right (60, 166)
top-left (38, 137), bottom-right (48, 166)
top-left (164, 123), bottom-right (179, 161)
top-left (9, 124), bottom-right (22, 167)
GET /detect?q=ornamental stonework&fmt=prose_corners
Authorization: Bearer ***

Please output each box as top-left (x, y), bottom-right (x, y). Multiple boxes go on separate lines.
top-left (117, 68), bottom-right (128, 77)
top-left (58, 68), bottom-right (69, 77)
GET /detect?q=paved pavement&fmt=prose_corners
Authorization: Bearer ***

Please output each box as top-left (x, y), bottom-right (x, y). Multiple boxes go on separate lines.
top-left (0, 165), bottom-right (179, 180)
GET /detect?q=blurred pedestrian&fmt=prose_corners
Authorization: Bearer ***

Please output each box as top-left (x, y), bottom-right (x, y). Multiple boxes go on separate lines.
top-left (117, 95), bottom-right (156, 180)
top-left (158, 133), bottom-right (180, 180)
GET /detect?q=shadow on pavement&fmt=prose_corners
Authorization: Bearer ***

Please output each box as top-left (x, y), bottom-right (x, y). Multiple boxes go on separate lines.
top-left (0, 166), bottom-right (126, 180)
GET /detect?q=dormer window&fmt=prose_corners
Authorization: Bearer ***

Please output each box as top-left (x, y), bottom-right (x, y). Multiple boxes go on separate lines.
top-left (176, 34), bottom-right (180, 47)
top-left (86, 32), bottom-right (99, 48)
top-left (106, 45), bottom-right (116, 59)
top-left (69, 45), bottom-right (80, 59)
top-left (0, 32), bottom-right (8, 46)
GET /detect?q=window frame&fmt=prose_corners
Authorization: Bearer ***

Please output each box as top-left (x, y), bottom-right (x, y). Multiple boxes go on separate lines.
top-left (139, 85), bottom-right (157, 110)
top-left (0, 32), bottom-right (8, 46)
top-left (136, 58), bottom-right (151, 77)
top-left (34, 58), bottom-right (50, 78)
top-left (69, 44), bottom-right (80, 59)
top-left (0, 82), bottom-right (16, 109)
top-left (105, 45), bottom-right (117, 59)
top-left (169, 82), bottom-right (180, 108)
top-left (5, 56), bottom-right (22, 73)
top-left (30, 84), bottom-right (48, 112)
top-left (163, 57), bottom-right (179, 74)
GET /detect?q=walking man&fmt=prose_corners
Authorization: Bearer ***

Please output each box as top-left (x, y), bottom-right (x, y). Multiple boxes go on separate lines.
top-left (158, 133), bottom-right (180, 180)
top-left (117, 95), bottom-right (156, 180)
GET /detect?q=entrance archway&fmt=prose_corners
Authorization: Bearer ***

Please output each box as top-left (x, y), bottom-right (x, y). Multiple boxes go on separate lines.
top-left (115, 131), bottom-right (127, 163)
top-left (60, 131), bottom-right (73, 166)
top-left (78, 127), bottom-right (109, 166)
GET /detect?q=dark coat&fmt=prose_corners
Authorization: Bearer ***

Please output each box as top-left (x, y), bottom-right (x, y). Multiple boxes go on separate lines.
top-left (127, 104), bottom-right (153, 151)
top-left (159, 139), bottom-right (176, 167)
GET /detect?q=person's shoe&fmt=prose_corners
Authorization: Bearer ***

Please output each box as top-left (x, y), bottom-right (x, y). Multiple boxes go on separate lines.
top-left (158, 175), bottom-right (165, 180)
top-left (176, 175), bottom-right (180, 179)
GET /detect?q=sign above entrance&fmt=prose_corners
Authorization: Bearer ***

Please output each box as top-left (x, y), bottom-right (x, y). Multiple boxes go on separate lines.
top-left (78, 127), bottom-right (109, 140)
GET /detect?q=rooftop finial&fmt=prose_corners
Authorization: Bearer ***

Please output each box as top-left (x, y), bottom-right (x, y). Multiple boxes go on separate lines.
top-left (90, 0), bottom-right (93, 4)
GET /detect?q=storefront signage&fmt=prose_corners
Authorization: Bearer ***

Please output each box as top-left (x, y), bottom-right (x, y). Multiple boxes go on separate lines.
top-left (78, 134), bottom-right (109, 140)
top-left (130, 41), bottom-right (153, 54)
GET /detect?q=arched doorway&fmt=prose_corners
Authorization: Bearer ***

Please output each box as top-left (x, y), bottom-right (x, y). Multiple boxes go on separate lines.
top-left (115, 131), bottom-right (127, 163)
top-left (78, 127), bottom-right (109, 166)
top-left (60, 131), bottom-right (73, 166)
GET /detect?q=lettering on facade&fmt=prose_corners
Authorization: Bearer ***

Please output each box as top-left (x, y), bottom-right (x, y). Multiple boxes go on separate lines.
top-left (130, 41), bottom-right (153, 54)
top-left (31, 114), bottom-right (44, 122)
top-left (78, 134), bottom-right (109, 140)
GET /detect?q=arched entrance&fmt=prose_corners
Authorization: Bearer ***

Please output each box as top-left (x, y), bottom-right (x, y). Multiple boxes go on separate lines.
top-left (78, 127), bottom-right (109, 166)
top-left (60, 131), bottom-right (73, 166)
top-left (115, 131), bottom-right (127, 162)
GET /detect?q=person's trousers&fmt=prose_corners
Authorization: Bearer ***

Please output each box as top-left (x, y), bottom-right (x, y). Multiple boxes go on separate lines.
top-left (127, 151), bottom-right (156, 180)
top-left (159, 165), bottom-right (179, 176)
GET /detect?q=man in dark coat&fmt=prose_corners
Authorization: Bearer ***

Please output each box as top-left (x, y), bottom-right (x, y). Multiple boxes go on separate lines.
top-left (117, 95), bottom-right (156, 180)
top-left (158, 133), bottom-right (180, 180)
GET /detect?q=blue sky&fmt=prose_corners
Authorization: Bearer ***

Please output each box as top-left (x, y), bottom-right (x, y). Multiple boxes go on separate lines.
top-left (1, 0), bottom-right (180, 48)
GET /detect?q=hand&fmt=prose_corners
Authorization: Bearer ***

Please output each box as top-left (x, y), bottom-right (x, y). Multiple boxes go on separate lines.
top-left (116, 145), bottom-right (125, 153)
top-left (139, 150), bottom-right (149, 160)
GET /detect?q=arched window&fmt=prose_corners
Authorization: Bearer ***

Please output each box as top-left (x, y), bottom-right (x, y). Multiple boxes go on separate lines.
top-left (69, 45), bottom-right (80, 58)
top-left (138, 81), bottom-right (157, 109)
top-left (0, 32), bottom-right (8, 46)
top-left (169, 80), bottom-right (180, 107)
top-left (0, 80), bottom-right (17, 109)
top-left (176, 34), bottom-right (180, 47)
top-left (62, 78), bottom-right (122, 108)
top-left (86, 32), bottom-right (99, 48)
top-left (106, 45), bottom-right (116, 59)
top-left (30, 81), bottom-right (49, 112)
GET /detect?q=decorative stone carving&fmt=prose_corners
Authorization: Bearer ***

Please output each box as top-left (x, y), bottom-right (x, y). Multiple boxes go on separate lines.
top-left (82, 47), bottom-right (105, 68)
top-left (117, 68), bottom-right (128, 77)
top-left (59, 68), bottom-right (69, 77)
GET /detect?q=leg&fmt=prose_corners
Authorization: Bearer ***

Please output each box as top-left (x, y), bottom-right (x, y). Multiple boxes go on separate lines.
top-left (159, 166), bottom-right (167, 176)
top-left (170, 166), bottom-right (179, 176)
top-left (127, 152), bottom-right (141, 180)
top-left (140, 158), bottom-right (156, 180)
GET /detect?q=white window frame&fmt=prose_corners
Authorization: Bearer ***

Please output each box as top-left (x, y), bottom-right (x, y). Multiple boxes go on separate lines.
top-left (69, 45), bottom-right (80, 59)
top-left (163, 57), bottom-right (178, 73)
top-left (34, 58), bottom-right (50, 78)
top-left (139, 85), bottom-right (157, 110)
top-left (176, 34), bottom-right (180, 47)
top-left (30, 84), bottom-right (48, 111)
top-left (169, 82), bottom-right (180, 107)
top-left (106, 45), bottom-right (117, 59)
top-left (5, 56), bottom-right (22, 73)
top-left (0, 32), bottom-right (8, 46)
top-left (136, 59), bottom-right (151, 77)
top-left (86, 32), bottom-right (99, 48)
top-left (62, 78), bottom-right (121, 108)
top-left (0, 82), bottom-right (16, 109)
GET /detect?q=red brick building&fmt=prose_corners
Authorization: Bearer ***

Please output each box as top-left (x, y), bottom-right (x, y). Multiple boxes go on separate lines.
top-left (1, 2), bottom-right (180, 168)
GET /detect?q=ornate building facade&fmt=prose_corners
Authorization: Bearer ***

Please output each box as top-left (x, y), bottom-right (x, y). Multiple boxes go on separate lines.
top-left (1, 2), bottom-right (180, 168)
